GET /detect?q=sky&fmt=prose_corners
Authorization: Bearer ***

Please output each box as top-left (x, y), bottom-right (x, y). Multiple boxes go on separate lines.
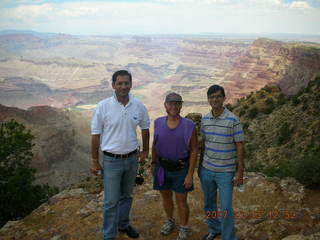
top-left (0, 0), bottom-right (319, 35)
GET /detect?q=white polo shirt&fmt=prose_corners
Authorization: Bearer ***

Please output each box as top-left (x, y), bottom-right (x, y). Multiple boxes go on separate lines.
top-left (91, 94), bottom-right (150, 154)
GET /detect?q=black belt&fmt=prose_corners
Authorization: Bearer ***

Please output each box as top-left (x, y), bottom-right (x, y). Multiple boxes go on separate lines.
top-left (159, 156), bottom-right (189, 171)
top-left (103, 149), bottom-right (138, 158)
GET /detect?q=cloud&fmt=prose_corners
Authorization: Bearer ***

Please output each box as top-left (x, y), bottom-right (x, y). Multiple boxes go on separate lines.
top-left (156, 0), bottom-right (227, 3)
top-left (290, 1), bottom-right (312, 10)
top-left (192, 0), bottom-right (315, 9)
top-left (2, 3), bottom-right (54, 19)
top-left (0, 0), bottom-right (319, 34)
top-left (57, 5), bottom-right (100, 17)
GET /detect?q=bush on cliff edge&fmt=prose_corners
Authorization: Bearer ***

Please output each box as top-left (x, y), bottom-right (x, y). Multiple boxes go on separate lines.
top-left (0, 120), bottom-right (58, 227)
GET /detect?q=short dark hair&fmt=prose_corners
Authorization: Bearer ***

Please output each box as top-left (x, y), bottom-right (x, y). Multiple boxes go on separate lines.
top-left (112, 70), bottom-right (132, 84)
top-left (207, 85), bottom-right (225, 97)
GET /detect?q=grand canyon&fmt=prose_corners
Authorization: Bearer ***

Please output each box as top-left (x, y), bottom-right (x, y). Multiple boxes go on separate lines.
top-left (1, 30), bottom-right (320, 187)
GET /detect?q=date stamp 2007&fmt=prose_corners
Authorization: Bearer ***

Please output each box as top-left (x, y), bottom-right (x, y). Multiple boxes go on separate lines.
top-left (206, 209), bottom-right (298, 220)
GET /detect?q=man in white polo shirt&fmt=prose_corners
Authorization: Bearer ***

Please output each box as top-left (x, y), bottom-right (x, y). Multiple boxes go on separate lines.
top-left (91, 70), bottom-right (150, 240)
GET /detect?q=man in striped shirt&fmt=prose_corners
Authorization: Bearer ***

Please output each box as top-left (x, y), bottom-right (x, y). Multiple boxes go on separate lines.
top-left (199, 85), bottom-right (245, 240)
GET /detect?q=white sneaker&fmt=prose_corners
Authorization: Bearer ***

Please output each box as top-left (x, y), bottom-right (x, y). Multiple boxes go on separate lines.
top-left (160, 219), bottom-right (175, 235)
top-left (177, 226), bottom-right (189, 240)
top-left (202, 232), bottom-right (221, 240)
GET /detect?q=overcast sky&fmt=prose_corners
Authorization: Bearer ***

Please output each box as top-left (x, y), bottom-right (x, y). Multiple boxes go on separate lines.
top-left (0, 0), bottom-right (319, 35)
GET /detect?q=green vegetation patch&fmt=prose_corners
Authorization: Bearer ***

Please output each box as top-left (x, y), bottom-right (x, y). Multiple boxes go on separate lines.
top-left (229, 76), bottom-right (320, 188)
top-left (0, 120), bottom-right (59, 227)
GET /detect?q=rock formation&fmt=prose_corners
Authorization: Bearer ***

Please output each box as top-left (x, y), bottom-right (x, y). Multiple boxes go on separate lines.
top-left (224, 38), bottom-right (320, 103)
top-left (0, 104), bottom-right (91, 187)
top-left (0, 76), bottom-right (113, 109)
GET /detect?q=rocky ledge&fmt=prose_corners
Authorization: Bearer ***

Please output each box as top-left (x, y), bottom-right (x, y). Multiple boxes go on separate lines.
top-left (1, 172), bottom-right (319, 240)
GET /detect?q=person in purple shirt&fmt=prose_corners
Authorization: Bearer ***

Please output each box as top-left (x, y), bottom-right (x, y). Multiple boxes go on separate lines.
top-left (151, 92), bottom-right (198, 240)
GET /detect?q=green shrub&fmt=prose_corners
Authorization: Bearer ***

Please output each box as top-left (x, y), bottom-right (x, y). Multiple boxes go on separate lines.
top-left (305, 81), bottom-right (312, 93)
top-left (261, 152), bottom-right (320, 188)
top-left (225, 103), bottom-right (234, 111)
top-left (278, 122), bottom-right (292, 145)
top-left (248, 107), bottom-right (259, 119)
top-left (291, 96), bottom-right (300, 106)
top-left (292, 152), bottom-right (320, 188)
top-left (244, 143), bottom-right (256, 161)
top-left (314, 76), bottom-right (320, 87)
top-left (239, 108), bottom-right (246, 117)
top-left (302, 103), bottom-right (308, 111)
top-left (262, 104), bottom-right (275, 114)
top-left (246, 161), bottom-right (264, 172)
top-left (277, 93), bottom-right (286, 106)
top-left (262, 85), bottom-right (273, 93)
top-left (296, 86), bottom-right (305, 97)
top-left (265, 97), bottom-right (274, 105)
top-left (0, 120), bottom-right (59, 227)
top-left (242, 122), bottom-right (249, 130)
top-left (262, 160), bottom-right (293, 179)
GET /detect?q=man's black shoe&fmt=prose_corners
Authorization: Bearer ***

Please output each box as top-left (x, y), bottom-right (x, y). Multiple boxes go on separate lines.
top-left (202, 232), bottom-right (221, 240)
top-left (119, 225), bottom-right (140, 238)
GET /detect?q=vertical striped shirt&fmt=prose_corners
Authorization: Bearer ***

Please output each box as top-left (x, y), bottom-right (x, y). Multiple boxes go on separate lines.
top-left (201, 107), bottom-right (244, 172)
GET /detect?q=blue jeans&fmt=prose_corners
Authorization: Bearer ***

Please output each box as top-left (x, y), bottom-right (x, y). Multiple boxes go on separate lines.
top-left (200, 167), bottom-right (237, 240)
top-left (102, 153), bottom-right (138, 240)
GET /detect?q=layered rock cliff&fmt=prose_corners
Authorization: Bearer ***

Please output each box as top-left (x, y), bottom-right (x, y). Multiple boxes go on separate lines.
top-left (0, 104), bottom-right (91, 187)
top-left (224, 38), bottom-right (320, 103)
top-left (0, 76), bottom-right (113, 109)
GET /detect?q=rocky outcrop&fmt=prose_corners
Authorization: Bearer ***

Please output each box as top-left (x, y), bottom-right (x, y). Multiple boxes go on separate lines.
top-left (228, 77), bottom-right (320, 189)
top-left (224, 38), bottom-right (320, 103)
top-left (0, 104), bottom-right (91, 187)
top-left (0, 77), bottom-right (113, 109)
top-left (177, 39), bottom-right (248, 67)
top-left (0, 172), bottom-right (319, 240)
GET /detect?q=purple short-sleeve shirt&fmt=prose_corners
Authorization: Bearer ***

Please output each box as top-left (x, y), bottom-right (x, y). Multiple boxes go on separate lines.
top-left (154, 116), bottom-right (195, 161)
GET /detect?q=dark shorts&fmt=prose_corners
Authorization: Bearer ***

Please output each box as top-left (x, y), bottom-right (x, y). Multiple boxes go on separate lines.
top-left (153, 167), bottom-right (194, 193)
